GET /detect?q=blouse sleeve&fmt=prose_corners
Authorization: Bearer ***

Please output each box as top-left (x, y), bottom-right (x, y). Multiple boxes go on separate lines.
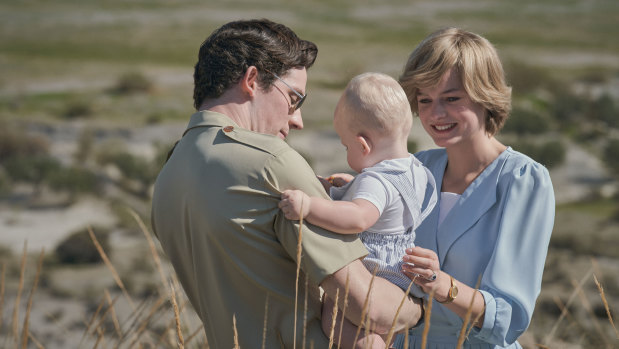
top-left (473, 162), bottom-right (555, 345)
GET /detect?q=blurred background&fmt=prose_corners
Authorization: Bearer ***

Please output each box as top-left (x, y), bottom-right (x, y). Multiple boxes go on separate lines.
top-left (1, 0), bottom-right (618, 348)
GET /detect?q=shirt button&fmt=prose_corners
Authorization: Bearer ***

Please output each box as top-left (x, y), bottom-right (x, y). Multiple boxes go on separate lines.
top-left (223, 126), bottom-right (234, 132)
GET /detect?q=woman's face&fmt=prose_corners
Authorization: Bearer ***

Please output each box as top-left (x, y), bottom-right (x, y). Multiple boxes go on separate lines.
top-left (416, 68), bottom-right (487, 149)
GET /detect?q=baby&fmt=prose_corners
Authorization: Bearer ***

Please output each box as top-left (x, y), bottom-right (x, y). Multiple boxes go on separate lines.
top-left (279, 72), bottom-right (436, 348)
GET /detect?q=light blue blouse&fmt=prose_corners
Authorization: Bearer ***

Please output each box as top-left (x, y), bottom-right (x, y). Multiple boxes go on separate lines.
top-left (395, 147), bottom-right (555, 349)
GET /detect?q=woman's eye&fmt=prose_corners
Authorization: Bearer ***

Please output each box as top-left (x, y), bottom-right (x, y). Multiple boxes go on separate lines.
top-left (446, 97), bottom-right (460, 102)
top-left (418, 98), bottom-right (431, 104)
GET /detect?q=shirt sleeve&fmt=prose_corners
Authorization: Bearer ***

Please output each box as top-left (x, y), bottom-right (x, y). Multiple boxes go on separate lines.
top-left (264, 148), bottom-right (368, 285)
top-left (349, 172), bottom-right (390, 215)
top-left (473, 162), bottom-right (555, 345)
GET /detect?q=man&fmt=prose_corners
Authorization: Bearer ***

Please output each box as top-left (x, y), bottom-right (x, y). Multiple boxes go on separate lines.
top-left (151, 19), bottom-right (422, 349)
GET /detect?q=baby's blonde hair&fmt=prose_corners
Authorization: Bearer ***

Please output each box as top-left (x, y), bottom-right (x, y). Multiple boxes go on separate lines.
top-left (338, 72), bottom-right (413, 141)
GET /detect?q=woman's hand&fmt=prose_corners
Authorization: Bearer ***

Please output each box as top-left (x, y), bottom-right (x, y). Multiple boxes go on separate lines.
top-left (402, 247), bottom-right (450, 302)
top-left (279, 190), bottom-right (311, 220)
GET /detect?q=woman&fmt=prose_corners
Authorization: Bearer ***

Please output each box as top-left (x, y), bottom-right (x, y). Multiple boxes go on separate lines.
top-left (396, 28), bottom-right (555, 348)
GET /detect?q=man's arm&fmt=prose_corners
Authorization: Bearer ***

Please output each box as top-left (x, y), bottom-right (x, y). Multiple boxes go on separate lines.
top-left (320, 258), bottom-right (423, 335)
top-left (280, 190), bottom-right (380, 235)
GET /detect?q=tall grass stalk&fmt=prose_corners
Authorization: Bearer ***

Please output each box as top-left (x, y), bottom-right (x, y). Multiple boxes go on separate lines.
top-left (28, 331), bottom-right (44, 349)
top-left (90, 293), bottom-right (120, 339)
top-left (170, 281), bottom-right (185, 349)
top-left (12, 241), bottom-right (27, 345)
top-left (80, 293), bottom-right (107, 346)
top-left (384, 277), bottom-right (416, 347)
top-left (88, 226), bottom-right (135, 310)
top-left (337, 272), bottom-right (351, 349)
top-left (184, 325), bottom-right (205, 347)
top-left (571, 278), bottom-right (610, 347)
top-left (593, 274), bottom-right (619, 339)
top-left (172, 276), bottom-right (194, 336)
top-left (403, 322), bottom-right (410, 349)
top-left (129, 208), bottom-right (169, 294)
top-left (293, 197), bottom-right (305, 349)
top-left (352, 268), bottom-right (378, 346)
top-left (128, 295), bottom-right (166, 348)
top-left (302, 275), bottom-right (309, 349)
top-left (20, 248), bottom-right (44, 349)
top-left (543, 266), bottom-right (594, 345)
top-left (549, 295), bottom-right (584, 342)
top-left (457, 275), bottom-right (481, 348)
top-left (421, 289), bottom-right (435, 349)
top-left (327, 288), bottom-right (339, 349)
top-left (363, 313), bottom-right (373, 349)
top-left (0, 262), bottom-right (5, 333)
top-left (233, 314), bottom-right (240, 349)
top-left (262, 293), bottom-right (269, 349)
top-left (93, 326), bottom-right (104, 349)
top-left (117, 298), bottom-right (152, 345)
top-left (104, 289), bottom-right (122, 338)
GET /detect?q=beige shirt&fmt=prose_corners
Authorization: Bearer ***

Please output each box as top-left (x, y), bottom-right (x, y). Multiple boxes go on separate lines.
top-left (152, 111), bottom-right (367, 349)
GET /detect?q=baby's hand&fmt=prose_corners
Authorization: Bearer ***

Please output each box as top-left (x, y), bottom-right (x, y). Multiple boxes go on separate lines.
top-left (316, 175), bottom-right (332, 193)
top-left (326, 173), bottom-right (354, 187)
top-left (279, 190), bottom-right (311, 220)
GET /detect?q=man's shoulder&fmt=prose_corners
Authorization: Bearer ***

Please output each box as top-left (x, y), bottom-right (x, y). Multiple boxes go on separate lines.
top-left (223, 126), bottom-right (291, 157)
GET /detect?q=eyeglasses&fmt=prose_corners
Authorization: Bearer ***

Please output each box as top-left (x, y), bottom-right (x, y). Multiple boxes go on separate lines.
top-left (265, 69), bottom-right (306, 112)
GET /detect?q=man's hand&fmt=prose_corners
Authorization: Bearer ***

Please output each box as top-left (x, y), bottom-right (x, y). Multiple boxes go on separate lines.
top-left (279, 190), bottom-right (311, 220)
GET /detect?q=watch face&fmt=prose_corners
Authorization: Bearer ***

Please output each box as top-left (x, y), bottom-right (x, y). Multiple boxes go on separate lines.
top-left (451, 285), bottom-right (458, 298)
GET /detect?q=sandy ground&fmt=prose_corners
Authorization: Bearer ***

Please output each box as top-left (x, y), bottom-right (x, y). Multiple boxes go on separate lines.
top-left (0, 198), bottom-right (116, 253)
top-left (0, 117), bottom-right (613, 255)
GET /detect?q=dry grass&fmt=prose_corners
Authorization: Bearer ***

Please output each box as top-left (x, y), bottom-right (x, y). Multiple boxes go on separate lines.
top-left (19, 248), bottom-right (44, 349)
top-left (594, 274), bottom-right (619, 339)
top-left (88, 226), bottom-right (135, 311)
top-left (0, 262), bottom-right (5, 333)
top-left (1, 222), bottom-right (618, 348)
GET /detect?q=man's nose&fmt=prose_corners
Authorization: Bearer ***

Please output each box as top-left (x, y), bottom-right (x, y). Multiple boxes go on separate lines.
top-left (289, 110), bottom-right (304, 130)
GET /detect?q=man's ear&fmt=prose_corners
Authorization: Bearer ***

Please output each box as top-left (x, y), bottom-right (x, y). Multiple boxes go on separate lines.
top-left (241, 66), bottom-right (259, 97)
top-left (356, 135), bottom-right (372, 155)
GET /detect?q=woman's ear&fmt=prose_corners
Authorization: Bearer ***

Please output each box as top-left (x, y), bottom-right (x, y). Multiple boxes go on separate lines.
top-left (356, 135), bottom-right (372, 155)
top-left (241, 66), bottom-right (259, 97)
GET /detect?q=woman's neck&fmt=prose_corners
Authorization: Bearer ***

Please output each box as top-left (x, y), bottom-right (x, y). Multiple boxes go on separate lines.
top-left (442, 136), bottom-right (506, 194)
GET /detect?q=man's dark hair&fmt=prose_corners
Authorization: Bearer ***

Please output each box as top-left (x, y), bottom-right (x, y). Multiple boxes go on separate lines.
top-left (193, 19), bottom-right (318, 110)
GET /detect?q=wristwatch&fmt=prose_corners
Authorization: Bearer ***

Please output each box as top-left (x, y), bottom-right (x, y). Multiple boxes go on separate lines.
top-left (438, 275), bottom-right (458, 304)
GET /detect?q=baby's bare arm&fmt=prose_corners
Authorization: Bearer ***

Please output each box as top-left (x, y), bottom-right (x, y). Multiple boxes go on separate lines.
top-left (279, 190), bottom-right (380, 235)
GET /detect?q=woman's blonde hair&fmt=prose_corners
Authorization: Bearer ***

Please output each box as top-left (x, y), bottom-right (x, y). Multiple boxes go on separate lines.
top-left (340, 72), bottom-right (413, 140)
top-left (399, 27), bottom-right (511, 135)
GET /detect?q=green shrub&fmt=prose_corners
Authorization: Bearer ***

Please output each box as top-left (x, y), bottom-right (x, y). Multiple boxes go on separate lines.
top-left (511, 140), bottom-right (566, 169)
top-left (3, 155), bottom-right (61, 184)
top-left (47, 166), bottom-right (100, 195)
top-left (112, 72), bottom-right (153, 95)
top-left (503, 108), bottom-right (550, 135)
top-left (74, 128), bottom-right (95, 164)
top-left (407, 139), bottom-right (418, 154)
top-left (550, 89), bottom-right (587, 126)
top-left (603, 139), bottom-right (619, 175)
top-left (588, 94), bottom-right (618, 129)
top-left (55, 227), bottom-right (110, 265)
top-left (61, 99), bottom-right (93, 119)
top-left (0, 124), bottom-right (49, 161)
top-left (0, 168), bottom-right (11, 195)
top-left (504, 61), bottom-right (552, 93)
